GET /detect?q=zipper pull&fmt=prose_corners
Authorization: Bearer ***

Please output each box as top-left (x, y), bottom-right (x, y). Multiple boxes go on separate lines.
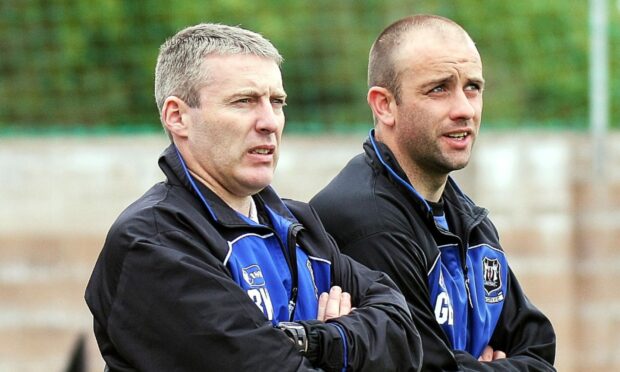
top-left (288, 287), bottom-right (298, 320)
top-left (464, 268), bottom-right (474, 308)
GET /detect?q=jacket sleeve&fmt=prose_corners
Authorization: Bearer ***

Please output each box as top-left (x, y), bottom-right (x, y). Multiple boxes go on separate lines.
top-left (339, 231), bottom-right (556, 371)
top-left (328, 247), bottom-right (423, 372)
top-left (287, 200), bottom-right (422, 372)
top-left (457, 268), bottom-right (557, 371)
top-left (85, 229), bottom-right (322, 372)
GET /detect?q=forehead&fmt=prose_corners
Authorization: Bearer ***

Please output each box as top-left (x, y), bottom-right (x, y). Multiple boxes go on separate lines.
top-left (200, 54), bottom-right (284, 94)
top-left (395, 29), bottom-right (483, 82)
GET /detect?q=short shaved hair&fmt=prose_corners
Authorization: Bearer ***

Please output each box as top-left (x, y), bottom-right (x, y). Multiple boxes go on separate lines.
top-left (368, 15), bottom-right (469, 104)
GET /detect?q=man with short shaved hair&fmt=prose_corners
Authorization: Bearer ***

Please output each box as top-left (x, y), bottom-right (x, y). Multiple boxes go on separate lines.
top-left (312, 14), bottom-right (556, 371)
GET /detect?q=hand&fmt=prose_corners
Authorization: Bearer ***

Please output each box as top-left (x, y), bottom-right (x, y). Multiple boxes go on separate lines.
top-left (478, 345), bottom-right (507, 362)
top-left (316, 286), bottom-right (353, 321)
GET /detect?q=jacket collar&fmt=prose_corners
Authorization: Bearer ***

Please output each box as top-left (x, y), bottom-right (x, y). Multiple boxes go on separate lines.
top-left (366, 130), bottom-right (432, 213)
top-left (158, 144), bottom-right (296, 227)
top-left (364, 129), bottom-right (486, 225)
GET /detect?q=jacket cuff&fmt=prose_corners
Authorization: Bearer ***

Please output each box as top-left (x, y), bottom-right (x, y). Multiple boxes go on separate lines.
top-left (299, 320), bottom-right (346, 371)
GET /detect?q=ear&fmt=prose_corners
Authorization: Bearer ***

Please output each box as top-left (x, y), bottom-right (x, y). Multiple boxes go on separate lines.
top-left (161, 96), bottom-right (191, 139)
top-left (367, 86), bottom-right (396, 127)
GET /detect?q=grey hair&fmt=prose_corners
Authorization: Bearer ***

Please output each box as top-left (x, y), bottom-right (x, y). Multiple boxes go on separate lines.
top-left (154, 23), bottom-right (283, 135)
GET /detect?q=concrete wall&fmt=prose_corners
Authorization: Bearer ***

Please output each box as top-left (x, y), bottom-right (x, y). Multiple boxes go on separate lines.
top-left (0, 132), bottom-right (618, 371)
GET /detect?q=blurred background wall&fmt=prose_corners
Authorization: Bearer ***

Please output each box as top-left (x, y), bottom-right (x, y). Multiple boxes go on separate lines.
top-left (1, 1), bottom-right (619, 371)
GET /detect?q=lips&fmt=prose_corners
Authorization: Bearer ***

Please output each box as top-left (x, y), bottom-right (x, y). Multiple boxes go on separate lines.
top-left (248, 146), bottom-right (275, 155)
top-left (445, 132), bottom-right (469, 140)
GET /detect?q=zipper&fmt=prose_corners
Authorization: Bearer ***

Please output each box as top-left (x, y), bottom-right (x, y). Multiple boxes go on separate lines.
top-left (463, 265), bottom-right (473, 308)
top-left (461, 213), bottom-right (485, 309)
top-left (433, 214), bottom-right (474, 309)
top-left (286, 223), bottom-right (304, 321)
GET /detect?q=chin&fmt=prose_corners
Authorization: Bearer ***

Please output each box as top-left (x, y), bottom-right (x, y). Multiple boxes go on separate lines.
top-left (246, 175), bottom-right (273, 192)
top-left (452, 161), bottom-right (470, 171)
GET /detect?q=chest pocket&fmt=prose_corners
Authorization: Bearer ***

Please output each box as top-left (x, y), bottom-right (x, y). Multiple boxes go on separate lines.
top-left (226, 232), bottom-right (332, 324)
top-left (428, 244), bottom-right (507, 358)
top-left (227, 232), bottom-right (291, 323)
top-left (294, 251), bottom-right (331, 321)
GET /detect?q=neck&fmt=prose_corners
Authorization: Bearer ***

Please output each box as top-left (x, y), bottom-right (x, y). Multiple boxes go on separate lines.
top-left (174, 141), bottom-right (254, 216)
top-left (188, 169), bottom-right (253, 216)
top-left (405, 168), bottom-right (447, 203)
top-left (387, 143), bottom-right (447, 202)
top-left (375, 129), bottom-right (447, 202)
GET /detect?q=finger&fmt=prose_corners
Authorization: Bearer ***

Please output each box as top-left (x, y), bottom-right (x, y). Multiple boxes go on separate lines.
top-left (324, 286), bottom-right (342, 320)
top-left (317, 292), bottom-right (329, 321)
top-left (493, 350), bottom-right (507, 360)
top-left (339, 292), bottom-right (351, 316)
top-left (478, 345), bottom-right (493, 362)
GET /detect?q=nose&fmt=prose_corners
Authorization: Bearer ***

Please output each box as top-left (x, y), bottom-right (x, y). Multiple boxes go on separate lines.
top-left (449, 89), bottom-right (476, 122)
top-left (255, 99), bottom-right (281, 134)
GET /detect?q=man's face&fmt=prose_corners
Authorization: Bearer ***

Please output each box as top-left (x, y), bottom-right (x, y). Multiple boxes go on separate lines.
top-left (392, 29), bottom-right (484, 177)
top-left (185, 54), bottom-right (286, 198)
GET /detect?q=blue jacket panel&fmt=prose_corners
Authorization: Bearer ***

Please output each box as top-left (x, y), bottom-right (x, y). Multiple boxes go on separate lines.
top-left (225, 224), bottom-right (331, 324)
top-left (429, 243), bottom-right (507, 357)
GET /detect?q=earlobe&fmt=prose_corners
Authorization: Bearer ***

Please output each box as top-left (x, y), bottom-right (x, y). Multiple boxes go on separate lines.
top-left (161, 96), bottom-right (190, 138)
top-left (367, 87), bottom-right (396, 127)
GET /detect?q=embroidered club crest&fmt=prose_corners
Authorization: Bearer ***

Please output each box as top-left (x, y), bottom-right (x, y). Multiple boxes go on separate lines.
top-left (242, 264), bottom-right (265, 287)
top-left (482, 257), bottom-right (501, 295)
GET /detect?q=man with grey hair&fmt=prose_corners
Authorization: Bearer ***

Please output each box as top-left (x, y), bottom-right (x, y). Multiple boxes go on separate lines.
top-left (86, 23), bottom-right (422, 371)
top-left (311, 15), bottom-right (556, 370)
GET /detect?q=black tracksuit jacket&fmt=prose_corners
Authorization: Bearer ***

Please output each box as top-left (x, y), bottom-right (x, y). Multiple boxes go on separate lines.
top-left (311, 134), bottom-right (556, 371)
top-left (85, 144), bottom-right (422, 372)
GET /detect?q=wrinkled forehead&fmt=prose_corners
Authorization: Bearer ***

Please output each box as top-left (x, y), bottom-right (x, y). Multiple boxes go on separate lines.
top-left (198, 54), bottom-right (286, 98)
top-left (393, 27), bottom-right (482, 75)
top-left (201, 53), bottom-right (283, 82)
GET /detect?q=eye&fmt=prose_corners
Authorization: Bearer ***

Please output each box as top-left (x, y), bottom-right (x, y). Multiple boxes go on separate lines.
top-left (271, 98), bottom-right (287, 107)
top-left (465, 83), bottom-right (481, 92)
top-left (427, 85), bottom-right (448, 96)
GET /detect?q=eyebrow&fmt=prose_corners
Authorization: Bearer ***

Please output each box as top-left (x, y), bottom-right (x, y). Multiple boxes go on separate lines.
top-left (227, 89), bottom-right (287, 100)
top-left (468, 76), bottom-right (485, 87)
top-left (419, 75), bottom-right (454, 90)
top-left (422, 74), bottom-right (485, 89)
top-left (271, 90), bottom-right (287, 99)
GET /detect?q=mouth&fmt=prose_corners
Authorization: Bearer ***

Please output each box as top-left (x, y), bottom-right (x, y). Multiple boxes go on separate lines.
top-left (248, 146), bottom-right (275, 155)
top-left (445, 131), bottom-right (470, 141)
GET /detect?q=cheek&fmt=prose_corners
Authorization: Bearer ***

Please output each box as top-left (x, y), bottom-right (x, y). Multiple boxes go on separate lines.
top-left (189, 123), bottom-right (230, 161)
top-left (275, 113), bottom-right (285, 132)
top-left (399, 104), bottom-right (432, 132)
top-left (473, 106), bottom-right (483, 132)
top-left (190, 126), bottom-right (214, 152)
top-left (473, 97), bottom-right (483, 117)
